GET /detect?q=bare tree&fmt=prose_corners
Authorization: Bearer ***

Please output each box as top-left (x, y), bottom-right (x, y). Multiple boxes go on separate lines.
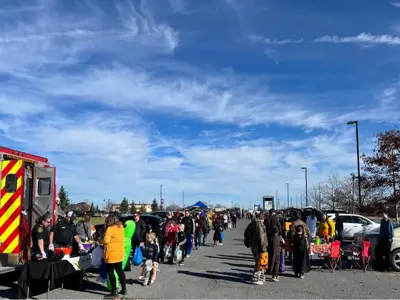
top-left (309, 182), bottom-right (323, 209)
top-left (104, 198), bottom-right (114, 212)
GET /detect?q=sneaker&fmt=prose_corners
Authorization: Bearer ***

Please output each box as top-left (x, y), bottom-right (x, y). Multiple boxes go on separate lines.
top-left (150, 279), bottom-right (155, 285)
top-left (186, 255), bottom-right (190, 258)
top-left (253, 280), bottom-right (263, 285)
top-left (142, 280), bottom-right (148, 286)
top-left (179, 263), bottom-right (184, 266)
top-left (96, 277), bottom-right (106, 285)
top-left (138, 276), bottom-right (145, 281)
top-left (272, 277), bottom-right (279, 282)
top-left (300, 275), bottom-right (304, 279)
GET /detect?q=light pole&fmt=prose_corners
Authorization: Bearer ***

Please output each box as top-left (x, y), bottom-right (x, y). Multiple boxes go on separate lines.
top-left (160, 184), bottom-right (163, 208)
top-left (351, 173), bottom-right (356, 213)
top-left (347, 120), bottom-right (362, 209)
top-left (182, 191), bottom-right (185, 209)
top-left (286, 183), bottom-right (290, 207)
top-left (301, 167), bottom-right (308, 206)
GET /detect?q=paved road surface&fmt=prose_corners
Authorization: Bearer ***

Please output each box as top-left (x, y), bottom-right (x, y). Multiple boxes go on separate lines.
top-left (1, 219), bottom-right (400, 299)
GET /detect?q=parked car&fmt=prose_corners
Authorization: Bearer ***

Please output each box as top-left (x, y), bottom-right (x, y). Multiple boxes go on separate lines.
top-left (353, 224), bottom-right (400, 271)
top-left (331, 214), bottom-right (380, 239)
top-left (150, 211), bottom-right (184, 222)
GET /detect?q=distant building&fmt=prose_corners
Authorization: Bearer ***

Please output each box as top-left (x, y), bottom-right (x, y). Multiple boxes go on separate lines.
top-left (110, 203), bottom-right (152, 213)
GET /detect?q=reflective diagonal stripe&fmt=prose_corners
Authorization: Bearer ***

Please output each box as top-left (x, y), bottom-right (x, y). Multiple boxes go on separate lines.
top-left (0, 160), bottom-right (23, 254)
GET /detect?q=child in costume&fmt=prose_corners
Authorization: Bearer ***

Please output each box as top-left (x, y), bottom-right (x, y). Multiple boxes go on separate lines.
top-left (139, 232), bottom-right (159, 286)
top-left (164, 221), bottom-right (179, 264)
top-left (176, 224), bottom-right (186, 266)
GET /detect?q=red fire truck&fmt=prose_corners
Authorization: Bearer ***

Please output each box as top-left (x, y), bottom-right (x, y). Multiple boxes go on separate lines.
top-left (0, 147), bottom-right (57, 274)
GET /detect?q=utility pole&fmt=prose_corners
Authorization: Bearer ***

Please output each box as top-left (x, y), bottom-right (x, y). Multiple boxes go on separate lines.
top-left (182, 191), bottom-right (185, 209)
top-left (300, 194), bottom-right (303, 208)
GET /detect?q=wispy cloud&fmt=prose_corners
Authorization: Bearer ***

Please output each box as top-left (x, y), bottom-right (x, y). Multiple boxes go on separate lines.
top-left (314, 33), bottom-right (400, 45)
top-left (0, 0), bottom-right (397, 206)
top-left (391, 2), bottom-right (400, 8)
top-left (250, 32), bottom-right (400, 46)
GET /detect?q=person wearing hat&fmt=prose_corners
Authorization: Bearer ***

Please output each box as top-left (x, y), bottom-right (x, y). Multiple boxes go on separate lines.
top-left (49, 211), bottom-right (84, 252)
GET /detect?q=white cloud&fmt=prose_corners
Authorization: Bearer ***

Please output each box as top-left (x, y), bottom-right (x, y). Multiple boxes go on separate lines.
top-left (0, 0), bottom-right (396, 208)
top-left (314, 33), bottom-right (400, 45)
top-left (250, 32), bottom-right (400, 46)
top-left (391, 2), bottom-right (400, 8)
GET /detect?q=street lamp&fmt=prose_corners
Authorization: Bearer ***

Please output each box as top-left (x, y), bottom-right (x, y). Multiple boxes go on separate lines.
top-left (347, 120), bottom-right (362, 209)
top-left (301, 167), bottom-right (308, 206)
top-left (286, 183), bottom-right (290, 207)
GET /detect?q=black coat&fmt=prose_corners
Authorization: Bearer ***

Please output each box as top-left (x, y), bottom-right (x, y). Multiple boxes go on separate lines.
top-left (133, 219), bottom-right (146, 243)
top-left (182, 216), bottom-right (194, 234)
top-left (264, 215), bottom-right (281, 237)
top-left (292, 235), bottom-right (310, 274)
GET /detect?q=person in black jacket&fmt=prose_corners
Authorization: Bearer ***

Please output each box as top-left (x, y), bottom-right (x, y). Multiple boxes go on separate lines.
top-left (264, 209), bottom-right (281, 243)
top-left (132, 212), bottom-right (146, 251)
top-left (335, 212), bottom-right (344, 243)
top-left (181, 211), bottom-right (194, 257)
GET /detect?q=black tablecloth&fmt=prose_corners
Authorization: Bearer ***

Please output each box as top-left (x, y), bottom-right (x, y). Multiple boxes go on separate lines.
top-left (17, 259), bottom-right (76, 298)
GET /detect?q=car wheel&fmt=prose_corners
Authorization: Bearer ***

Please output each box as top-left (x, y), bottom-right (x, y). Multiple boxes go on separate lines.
top-left (390, 249), bottom-right (400, 271)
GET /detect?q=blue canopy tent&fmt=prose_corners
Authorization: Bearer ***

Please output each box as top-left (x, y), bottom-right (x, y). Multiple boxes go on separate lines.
top-left (187, 201), bottom-right (208, 210)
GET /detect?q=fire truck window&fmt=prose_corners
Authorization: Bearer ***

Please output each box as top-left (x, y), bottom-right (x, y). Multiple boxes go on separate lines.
top-left (38, 178), bottom-right (51, 196)
top-left (5, 174), bottom-right (17, 193)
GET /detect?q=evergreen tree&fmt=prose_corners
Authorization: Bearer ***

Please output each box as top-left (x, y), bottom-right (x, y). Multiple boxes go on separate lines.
top-left (120, 197), bottom-right (129, 214)
top-left (130, 201), bottom-right (137, 214)
top-left (95, 204), bottom-right (100, 212)
top-left (90, 201), bottom-right (95, 212)
top-left (151, 198), bottom-right (159, 212)
top-left (140, 205), bottom-right (146, 213)
top-left (58, 186), bottom-right (70, 212)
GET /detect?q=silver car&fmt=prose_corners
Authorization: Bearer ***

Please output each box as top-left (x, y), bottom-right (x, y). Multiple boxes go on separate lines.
top-left (353, 224), bottom-right (400, 271)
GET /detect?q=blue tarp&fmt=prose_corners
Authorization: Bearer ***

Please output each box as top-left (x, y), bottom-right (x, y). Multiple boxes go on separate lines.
top-left (187, 201), bottom-right (208, 210)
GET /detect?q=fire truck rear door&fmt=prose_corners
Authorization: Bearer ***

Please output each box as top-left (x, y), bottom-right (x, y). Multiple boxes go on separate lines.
top-left (0, 159), bottom-right (24, 254)
top-left (32, 167), bottom-right (55, 225)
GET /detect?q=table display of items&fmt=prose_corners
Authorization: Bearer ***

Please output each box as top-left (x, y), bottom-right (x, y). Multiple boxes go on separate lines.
top-left (310, 240), bottom-right (332, 255)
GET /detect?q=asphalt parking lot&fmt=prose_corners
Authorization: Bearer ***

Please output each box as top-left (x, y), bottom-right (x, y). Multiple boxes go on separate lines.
top-left (1, 220), bottom-right (400, 299)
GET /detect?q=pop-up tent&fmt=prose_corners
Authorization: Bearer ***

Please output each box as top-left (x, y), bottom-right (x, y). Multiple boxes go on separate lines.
top-left (187, 201), bottom-right (208, 210)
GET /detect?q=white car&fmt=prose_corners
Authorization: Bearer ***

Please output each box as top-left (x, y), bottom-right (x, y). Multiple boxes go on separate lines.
top-left (330, 214), bottom-right (380, 239)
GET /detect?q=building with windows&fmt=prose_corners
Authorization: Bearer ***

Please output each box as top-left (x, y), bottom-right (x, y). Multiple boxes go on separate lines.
top-left (110, 203), bottom-right (152, 213)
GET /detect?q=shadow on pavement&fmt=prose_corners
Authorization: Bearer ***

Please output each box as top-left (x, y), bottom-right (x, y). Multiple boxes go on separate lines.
top-left (205, 254), bottom-right (254, 261)
top-left (236, 253), bottom-right (253, 257)
top-left (0, 284), bottom-right (17, 299)
top-left (222, 262), bottom-right (254, 268)
top-left (230, 268), bottom-right (252, 273)
top-left (177, 270), bottom-right (251, 285)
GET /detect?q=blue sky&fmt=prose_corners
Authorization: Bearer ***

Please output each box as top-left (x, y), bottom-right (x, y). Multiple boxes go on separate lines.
top-left (0, 0), bottom-right (399, 209)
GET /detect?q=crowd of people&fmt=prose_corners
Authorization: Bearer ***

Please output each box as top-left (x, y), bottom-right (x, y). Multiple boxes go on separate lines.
top-left (244, 209), bottom-right (395, 286)
top-left (29, 209), bottom-right (243, 299)
top-left (99, 209), bottom-right (243, 298)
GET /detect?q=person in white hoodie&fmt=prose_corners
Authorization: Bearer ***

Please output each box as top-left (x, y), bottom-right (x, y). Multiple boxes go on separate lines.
top-left (306, 211), bottom-right (317, 243)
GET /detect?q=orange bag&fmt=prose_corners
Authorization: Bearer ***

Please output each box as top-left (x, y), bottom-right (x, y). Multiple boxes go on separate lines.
top-left (256, 252), bottom-right (268, 270)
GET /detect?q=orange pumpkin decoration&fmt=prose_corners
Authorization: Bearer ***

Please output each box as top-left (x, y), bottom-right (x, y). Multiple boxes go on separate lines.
top-left (257, 252), bottom-right (268, 270)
